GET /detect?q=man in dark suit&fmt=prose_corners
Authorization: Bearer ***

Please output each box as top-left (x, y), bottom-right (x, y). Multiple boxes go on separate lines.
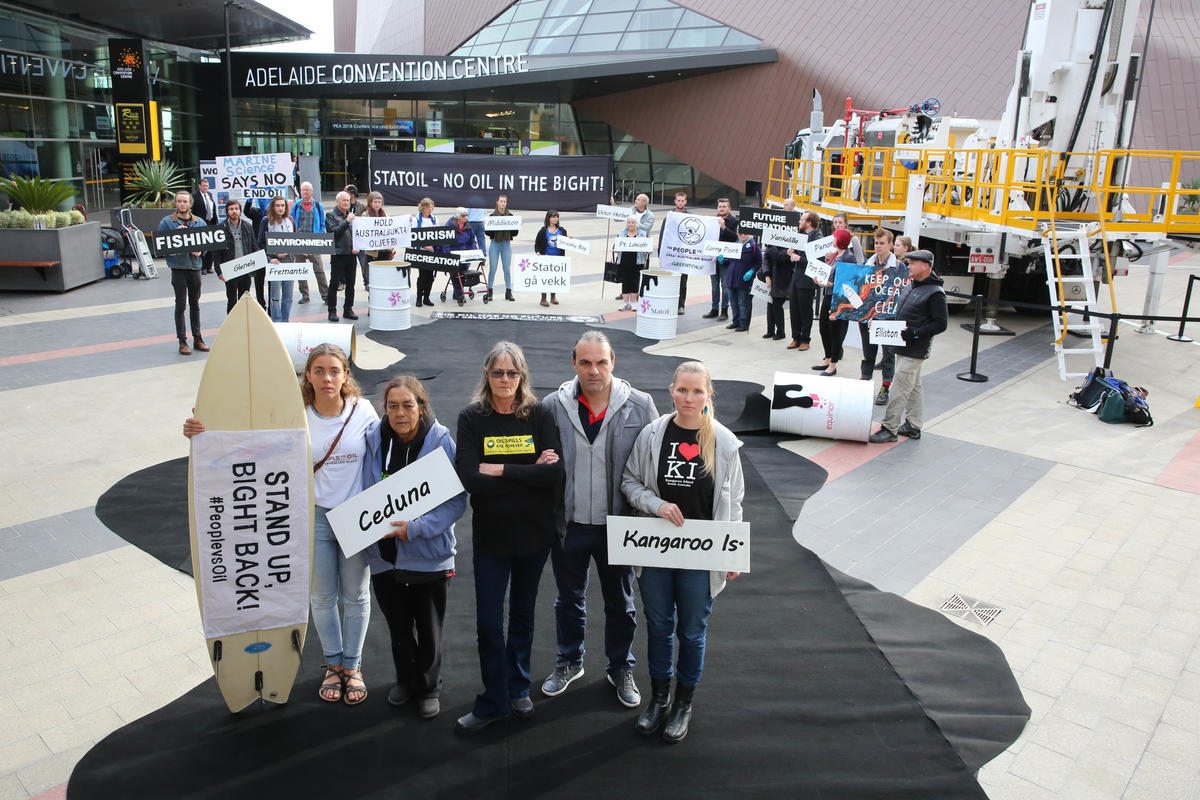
top-left (195, 178), bottom-right (218, 274)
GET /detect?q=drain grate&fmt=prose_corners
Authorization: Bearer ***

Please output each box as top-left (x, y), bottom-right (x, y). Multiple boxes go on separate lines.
top-left (939, 593), bottom-right (1003, 626)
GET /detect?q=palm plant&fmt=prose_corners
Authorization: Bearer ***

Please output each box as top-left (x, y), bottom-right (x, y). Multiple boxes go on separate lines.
top-left (124, 159), bottom-right (190, 208)
top-left (0, 175), bottom-right (75, 214)
top-left (1181, 178), bottom-right (1200, 215)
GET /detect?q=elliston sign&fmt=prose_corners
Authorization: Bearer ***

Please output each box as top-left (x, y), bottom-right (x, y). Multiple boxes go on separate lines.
top-left (231, 52), bottom-right (529, 97)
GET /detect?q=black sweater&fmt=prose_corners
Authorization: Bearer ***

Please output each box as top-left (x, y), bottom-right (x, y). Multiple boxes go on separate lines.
top-left (455, 403), bottom-right (564, 557)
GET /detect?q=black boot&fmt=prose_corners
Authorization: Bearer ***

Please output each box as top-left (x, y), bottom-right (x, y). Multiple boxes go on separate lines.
top-left (661, 683), bottom-right (694, 743)
top-left (505, 289), bottom-right (515, 301)
top-left (635, 678), bottom-right (671, 736)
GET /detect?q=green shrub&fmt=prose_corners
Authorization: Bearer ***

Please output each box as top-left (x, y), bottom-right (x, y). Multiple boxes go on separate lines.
top-left (124, 159), bottom-right (190, 208)
top-left (68, 209), bottom-right (85, 225)
top-left (0, 175), bottom-right (76, 213)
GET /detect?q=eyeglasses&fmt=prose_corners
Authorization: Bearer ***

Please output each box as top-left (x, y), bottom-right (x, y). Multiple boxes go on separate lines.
top-left (488, 369), bottom-right (521, 380)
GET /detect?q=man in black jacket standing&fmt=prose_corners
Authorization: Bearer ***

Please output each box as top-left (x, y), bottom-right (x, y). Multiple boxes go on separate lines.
top-left (325, 191), bottom-right (359, 323)
top-left (214, 199), bottom-right (258, 314)
top-left (869, 249), bottom-right (947, 443)
top-left (786, 211), bottom-right (821, 351)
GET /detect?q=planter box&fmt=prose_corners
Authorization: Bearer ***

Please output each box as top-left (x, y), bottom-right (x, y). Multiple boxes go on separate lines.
top-left (109, 206), bottom-right (175, 235)
top-left (0, 222), bottom-right (104, 292)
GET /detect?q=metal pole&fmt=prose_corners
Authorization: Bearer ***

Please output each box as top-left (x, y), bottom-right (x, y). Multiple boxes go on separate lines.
top-left (1103, 313), bottom-right (1121, 369)
top-left (1167, 275), bottom-right (1197, 342)
top-left (224, 1), bottom-right (235, 155)
top-left (957, 293), bottom-right (989, 382)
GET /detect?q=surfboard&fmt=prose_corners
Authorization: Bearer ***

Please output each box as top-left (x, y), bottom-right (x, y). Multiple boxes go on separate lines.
top-left (188, 294), bottom-right (314, 712)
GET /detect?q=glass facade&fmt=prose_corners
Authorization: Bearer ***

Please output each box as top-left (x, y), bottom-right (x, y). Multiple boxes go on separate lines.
top-left (454, 0), bottom-right (761, 57)
top-left (0, 6), bottom-right (208, 212)
top-left (575, 109), bottom-right (734, 206)
top-left (232, 97), bottom-right (584, 192)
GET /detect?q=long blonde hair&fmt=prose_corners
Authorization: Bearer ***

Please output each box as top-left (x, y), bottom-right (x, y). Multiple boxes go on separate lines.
top-left (470, 341), bottom-right (539, 419)
top-left (300, 344), bottom-right (362, 407)
top-left (671, 361), bottom-right (716, 476)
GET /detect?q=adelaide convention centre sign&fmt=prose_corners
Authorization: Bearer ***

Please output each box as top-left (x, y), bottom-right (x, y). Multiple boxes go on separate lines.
top-left (231, 52), bottom-right (529, 97)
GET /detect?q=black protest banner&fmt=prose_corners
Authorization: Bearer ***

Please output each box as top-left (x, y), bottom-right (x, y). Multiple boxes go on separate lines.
top-left (738, 206), bottom-right (801, 235)
top-left (264, 232), bottom-right (336, 254)
top-left (410, 227), bottom-right (457, 246)
top-left (404, 249), bottom-right (462, 272)
top-left (150, 225), bottom-right (228, 257)
top-left (370, 151), bottom-right (612, 212)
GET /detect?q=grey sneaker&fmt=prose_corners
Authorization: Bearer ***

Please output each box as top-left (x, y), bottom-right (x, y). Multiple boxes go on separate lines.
top-left (541, 663), bottom-right (584, 696)
top-left (417, 696), bottom-right (440, 719)
top-left (874, 386), bottom-right (889, 406)
top-left (511, 696), bottom-right (534, 717)
top-left (607, 669), bottom-right (641, 708)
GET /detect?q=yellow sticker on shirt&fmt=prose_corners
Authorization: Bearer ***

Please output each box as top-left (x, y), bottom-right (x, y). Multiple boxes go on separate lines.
top-left (484, 435), bottom-right (536, 455)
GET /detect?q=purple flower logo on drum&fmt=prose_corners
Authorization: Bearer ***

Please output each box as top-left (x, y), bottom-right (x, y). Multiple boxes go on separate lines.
top-left (388, 291), bottom-right (403, 307)
top-left (519, 258), bottom-right (531, 272)
top-left (640, 298), bottom-right (650, 313)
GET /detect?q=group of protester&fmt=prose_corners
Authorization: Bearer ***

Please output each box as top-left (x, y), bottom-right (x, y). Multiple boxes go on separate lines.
top-left (183, 330), bottom-right (744, 744)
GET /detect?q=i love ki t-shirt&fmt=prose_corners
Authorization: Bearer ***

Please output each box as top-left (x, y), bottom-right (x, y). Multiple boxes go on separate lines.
top-left (656, 419), bottom-right (714, 521)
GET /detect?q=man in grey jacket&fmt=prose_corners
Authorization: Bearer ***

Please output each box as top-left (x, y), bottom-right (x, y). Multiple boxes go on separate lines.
top-left (540, 330), bottom-right (659, 708)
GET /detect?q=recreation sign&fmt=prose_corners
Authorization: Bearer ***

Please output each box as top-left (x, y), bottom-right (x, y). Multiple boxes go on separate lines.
top-left (231, 52), bottom-right (529, 98)
top-left (370, 151), bottom-right (612, 212)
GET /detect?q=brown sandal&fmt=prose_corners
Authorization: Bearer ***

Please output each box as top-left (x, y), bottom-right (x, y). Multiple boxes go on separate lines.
top-left (319, 666), bottom-right (344, 703)
top-left (343, 669), bottom-right (367, 706)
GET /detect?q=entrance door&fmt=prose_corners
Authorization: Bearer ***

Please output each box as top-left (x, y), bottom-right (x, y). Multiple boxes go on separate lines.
top-left (324, 139), bottom-right (370, 192)
top-left (81, 145), bottom-right (119, 213)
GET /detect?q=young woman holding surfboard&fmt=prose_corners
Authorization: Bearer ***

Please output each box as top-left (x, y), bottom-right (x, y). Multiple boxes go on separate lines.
top-left (364, 376), bottom-right (466, 720)
top-left (453, 341), bottom-right (564, 733)
top-left (185, 343), bottom-right (379, 706)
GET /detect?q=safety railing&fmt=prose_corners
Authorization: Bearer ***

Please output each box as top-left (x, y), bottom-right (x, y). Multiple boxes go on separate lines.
top-left (766, 147), bottom-right (1200, 238)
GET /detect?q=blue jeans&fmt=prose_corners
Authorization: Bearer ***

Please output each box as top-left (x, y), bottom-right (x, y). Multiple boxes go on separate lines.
top-left (487, 240), bottom-right (512, 291)
top-left (709, 261), bottom-right (728, 313)
top-left (311, 507), bottom-right (371, 670)
top-left (728, 285), bottom-right (751, 329)
top-left (551, 522), bottom-right (636, 673)
top-left (637, 567), bottom-right (714, 687)
top-left (468, 221), bottom-right (486, 263)
top-left (472, 547), bottom-right (550, 719)
top-left (269, 279), bottom-right (293, 322)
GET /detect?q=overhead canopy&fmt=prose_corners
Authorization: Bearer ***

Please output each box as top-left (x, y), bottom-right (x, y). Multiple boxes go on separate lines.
top-left (17, 0), bottom-right (311, 50)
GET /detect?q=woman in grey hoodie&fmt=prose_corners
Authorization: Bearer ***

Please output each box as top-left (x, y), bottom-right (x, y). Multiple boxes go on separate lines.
top-left (621, 361), bottom-right (744, 743)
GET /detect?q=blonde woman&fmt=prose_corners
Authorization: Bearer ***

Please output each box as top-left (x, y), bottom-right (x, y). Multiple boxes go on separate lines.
top-left (621, 361), bottom-right (744, 743)
top-left (184, 344), bottom-right (380, 706)
top-left (260, 195), bottom-right (295, 321)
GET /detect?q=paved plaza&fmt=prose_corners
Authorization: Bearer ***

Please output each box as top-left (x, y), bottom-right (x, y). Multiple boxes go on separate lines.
top-left (1, 206), bottom-right (1198, 799)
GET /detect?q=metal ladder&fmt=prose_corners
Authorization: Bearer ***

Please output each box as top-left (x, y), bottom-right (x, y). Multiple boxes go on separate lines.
top-left (1043, 223), bottom-right (1105, 380)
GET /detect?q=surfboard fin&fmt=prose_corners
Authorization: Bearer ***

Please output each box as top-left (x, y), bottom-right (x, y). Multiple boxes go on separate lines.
top-left (291, 628), bottom-right (304, 671)
top-left (254, 670), bottom-right (264, 693)
top-left (212, 640), bottom-right (223, 666)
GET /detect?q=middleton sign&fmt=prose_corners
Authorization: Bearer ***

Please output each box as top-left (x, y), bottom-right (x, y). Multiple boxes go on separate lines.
top-left (232, 52), bottom-right (530, 97)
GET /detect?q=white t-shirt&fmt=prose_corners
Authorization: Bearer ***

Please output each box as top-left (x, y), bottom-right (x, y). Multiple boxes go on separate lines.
top-left (308, 398), bottom-right (379, 508)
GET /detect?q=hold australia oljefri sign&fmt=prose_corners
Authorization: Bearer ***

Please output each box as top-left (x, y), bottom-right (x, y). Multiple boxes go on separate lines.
top-left (191, 430), bottom-right (311, 640)
top-left (370, 151), bottom-right (612, 212)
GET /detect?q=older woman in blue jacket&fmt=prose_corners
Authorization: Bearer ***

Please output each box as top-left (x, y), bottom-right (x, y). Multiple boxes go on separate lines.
top-left (363, 375), bottom-right (467, 720)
